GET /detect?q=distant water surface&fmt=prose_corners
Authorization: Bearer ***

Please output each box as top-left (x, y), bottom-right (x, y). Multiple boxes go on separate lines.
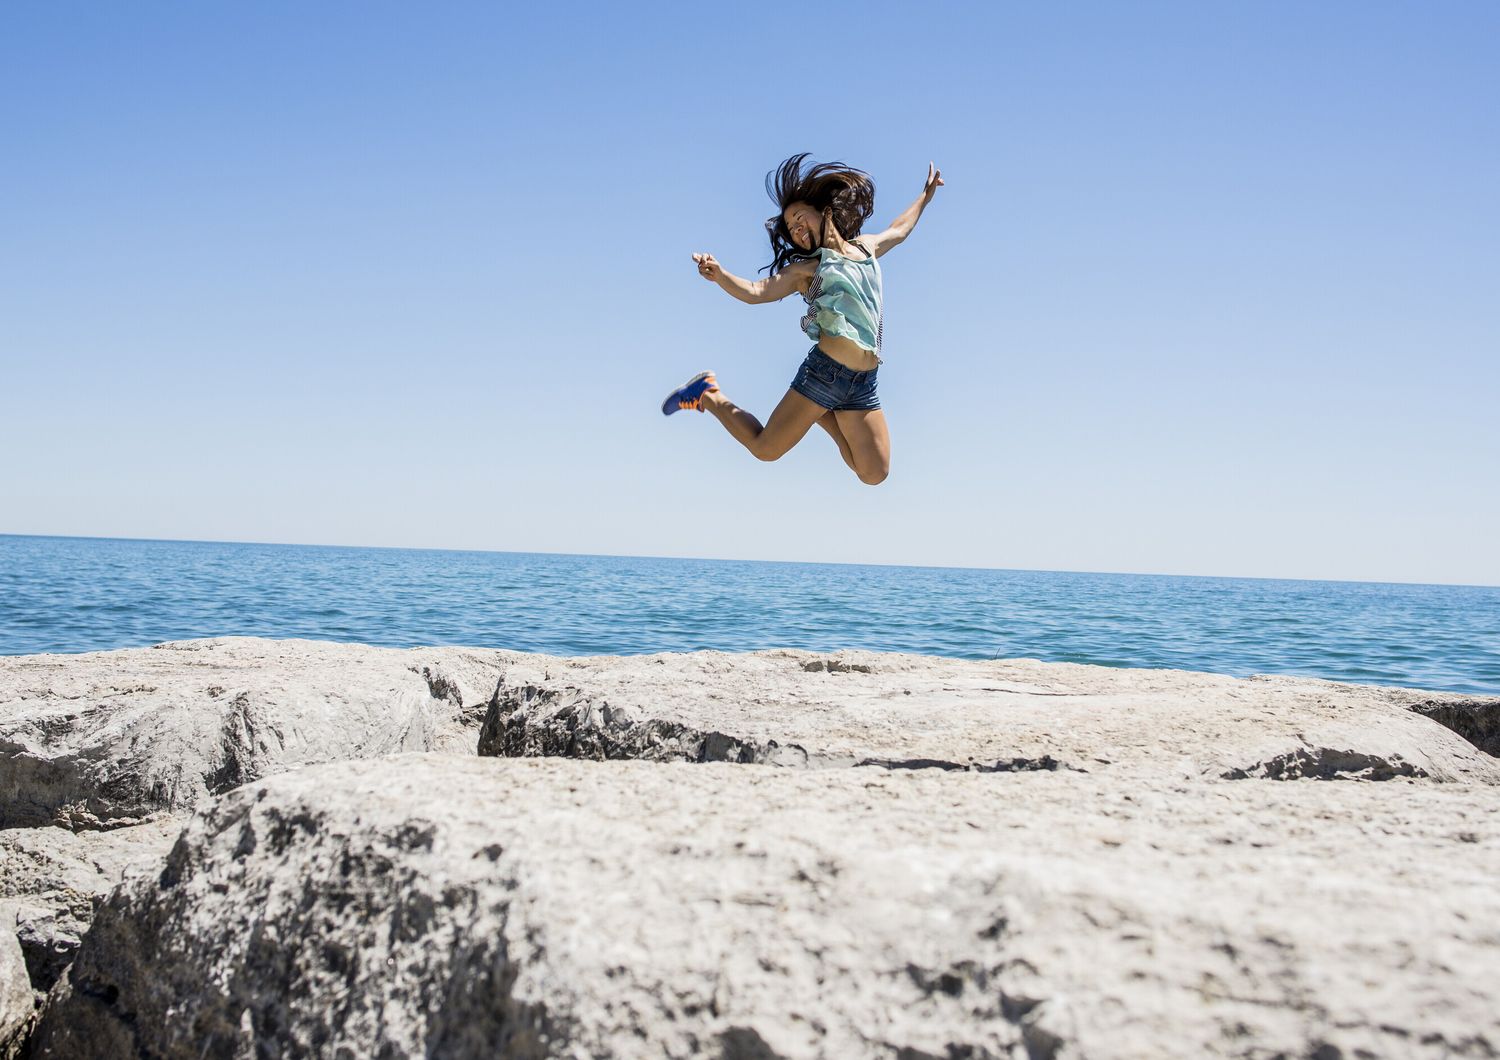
top-left (2, 535), bottom-right (1497, 695)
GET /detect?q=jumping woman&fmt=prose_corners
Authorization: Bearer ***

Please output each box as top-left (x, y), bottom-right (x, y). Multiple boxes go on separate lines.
top-left (661, 153), bottom-right (943, 485)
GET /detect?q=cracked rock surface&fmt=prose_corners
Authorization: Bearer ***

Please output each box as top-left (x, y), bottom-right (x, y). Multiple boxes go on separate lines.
top-left (481, 648), bottom-right (1500, 783)
top-left (27, 755), bottom-right (1500, 1059)
top-left (0, 638), bottom-right (514, 828)
top-left (0, 926), bottom-right (29, 1060)
top-left (0, 820), bottom-right (182, 992)
top-left (5, 640), bottom-right (1496, 836)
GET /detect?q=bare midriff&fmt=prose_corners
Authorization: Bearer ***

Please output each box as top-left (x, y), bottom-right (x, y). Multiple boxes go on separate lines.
top-left (818, 333), bottom-right (880, 372)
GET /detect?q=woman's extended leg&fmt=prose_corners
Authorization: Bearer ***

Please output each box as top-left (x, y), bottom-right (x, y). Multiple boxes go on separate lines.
top-left (832, 409), bottom-right (891, 485)
top-left (700, 387), bottom-right (828, 462)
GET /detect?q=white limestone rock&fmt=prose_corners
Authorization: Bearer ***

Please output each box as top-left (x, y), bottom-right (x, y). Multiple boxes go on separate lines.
top-left (0, 638), bottom-right (513, 828)
top-left (478, 648), bottom-right (1500, 783)
top-left (27, 754), bottom-right (1500, 1059)
top-left (0, 820), bottom-right (183, 992)
top-left (6, 640), bottom-right (1493, 838)
top-left (7, 638), bottom-right (1498, 1058)
top-left (0, 927), bottom-right (31, 1060)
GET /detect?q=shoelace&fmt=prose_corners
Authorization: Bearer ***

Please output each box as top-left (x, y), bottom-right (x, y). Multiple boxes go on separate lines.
top-left (676, 377), bottom-right (717, 411)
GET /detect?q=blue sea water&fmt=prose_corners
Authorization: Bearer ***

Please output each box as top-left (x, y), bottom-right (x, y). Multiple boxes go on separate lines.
top-left (1, 534), bottom-right (1497, 695)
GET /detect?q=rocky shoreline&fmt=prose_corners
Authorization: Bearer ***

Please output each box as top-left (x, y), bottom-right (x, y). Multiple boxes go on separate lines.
top-left (2, 638), bottom-right (1498, 1057)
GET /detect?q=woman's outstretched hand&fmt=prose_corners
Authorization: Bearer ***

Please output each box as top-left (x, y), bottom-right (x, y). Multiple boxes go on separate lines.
top-left (692, 253), bottom-right (723, 282)
top-left (924, 162), bottom-right (944, 198)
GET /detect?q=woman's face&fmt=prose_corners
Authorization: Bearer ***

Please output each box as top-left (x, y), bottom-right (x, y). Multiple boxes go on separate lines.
top-left (782, 202), bottom-right (822, 251)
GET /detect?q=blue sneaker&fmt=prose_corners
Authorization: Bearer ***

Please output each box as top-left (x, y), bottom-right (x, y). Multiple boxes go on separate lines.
top-left (661, 371), bottom-right (718, 415)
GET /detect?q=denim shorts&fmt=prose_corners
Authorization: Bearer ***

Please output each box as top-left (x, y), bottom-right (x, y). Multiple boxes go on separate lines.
top-left (789, 346), bottom-right (881, 411)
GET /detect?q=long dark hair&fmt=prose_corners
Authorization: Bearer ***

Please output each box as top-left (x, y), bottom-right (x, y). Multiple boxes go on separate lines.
top-left (762, 152), bottom-right (876, 274)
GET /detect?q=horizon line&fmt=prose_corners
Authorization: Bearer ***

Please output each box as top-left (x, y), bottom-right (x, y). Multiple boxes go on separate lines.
top-left (2, 531), bottom-right (1495, 592)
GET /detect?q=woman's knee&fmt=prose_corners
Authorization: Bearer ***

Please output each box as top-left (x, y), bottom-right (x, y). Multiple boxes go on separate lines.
top-left (857, 463), bottom-right (889, 486)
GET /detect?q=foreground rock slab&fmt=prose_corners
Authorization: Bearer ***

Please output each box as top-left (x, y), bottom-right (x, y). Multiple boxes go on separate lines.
top-left (481, 649), bottom-right (1500, 783)
top-left (30, 755), bottom-right (1500, 1059)
top-left (0, 638), bottom-right (512, 828)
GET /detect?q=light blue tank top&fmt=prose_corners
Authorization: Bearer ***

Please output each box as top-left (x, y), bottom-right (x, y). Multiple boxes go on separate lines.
top-left (800, 241), bottom-right (883, 361)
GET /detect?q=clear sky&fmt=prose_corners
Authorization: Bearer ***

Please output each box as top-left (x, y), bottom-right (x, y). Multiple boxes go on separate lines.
top-left (3, 2), bottom-right (1497, 585)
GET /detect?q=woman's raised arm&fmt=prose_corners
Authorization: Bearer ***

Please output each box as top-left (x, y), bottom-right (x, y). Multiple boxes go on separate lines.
top-left (693, 254), bottom-right (813, 304)
top-left (861, 163), bottom-right (943, 258)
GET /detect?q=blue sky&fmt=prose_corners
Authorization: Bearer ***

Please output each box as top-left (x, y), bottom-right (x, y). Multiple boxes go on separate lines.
top-left (3, 2), bottom-right (1497, 584)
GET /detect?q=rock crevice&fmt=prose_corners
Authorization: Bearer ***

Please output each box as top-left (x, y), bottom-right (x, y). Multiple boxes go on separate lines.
top-left (477, 681), bottom-right (808, 766)
top-left (1409, 698), bottom-right (1500, 758)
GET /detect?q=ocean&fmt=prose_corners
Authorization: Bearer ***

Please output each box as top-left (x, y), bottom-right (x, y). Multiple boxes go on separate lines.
top-left (2, 534), bottom-right (1497, 695)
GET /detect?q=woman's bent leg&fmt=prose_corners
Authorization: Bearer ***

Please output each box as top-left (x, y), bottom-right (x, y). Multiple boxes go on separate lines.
top-left (700, 387), bottom-right (828, 462)
top-left (832, 408), bottom-right (891, 485)
top-left (817, 411), bottom-right (858, 472)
